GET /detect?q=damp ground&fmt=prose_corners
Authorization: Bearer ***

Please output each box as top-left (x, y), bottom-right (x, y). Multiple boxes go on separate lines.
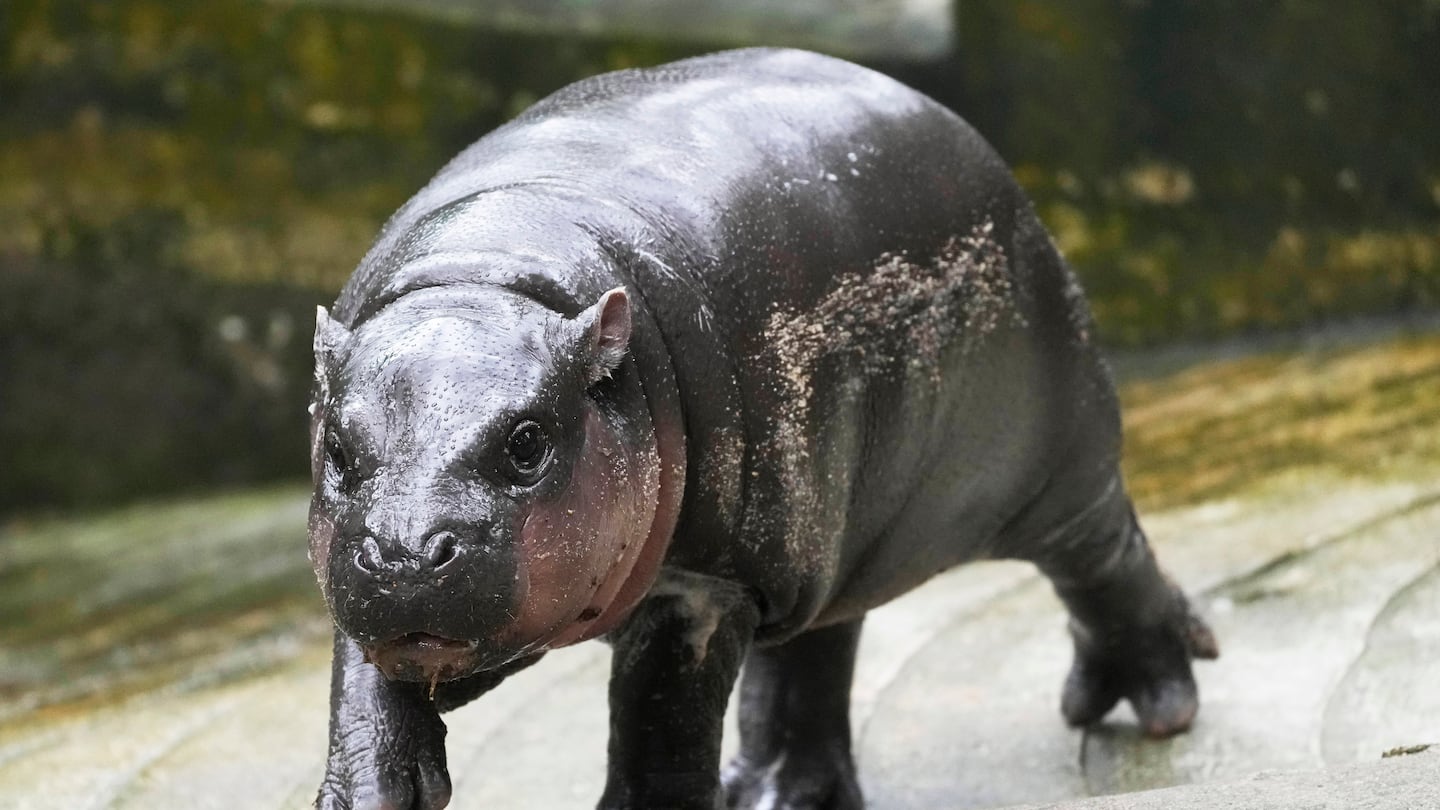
top-left (2, 329), bottom-right (1439, 809)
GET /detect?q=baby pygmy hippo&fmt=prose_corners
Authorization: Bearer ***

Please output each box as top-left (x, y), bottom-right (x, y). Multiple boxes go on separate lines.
top-left (308, 47), bottom-right (1217, 810)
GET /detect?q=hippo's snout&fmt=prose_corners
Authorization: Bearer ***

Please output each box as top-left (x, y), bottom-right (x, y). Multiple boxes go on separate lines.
top-left (326, 521), bottom-right (521, 664)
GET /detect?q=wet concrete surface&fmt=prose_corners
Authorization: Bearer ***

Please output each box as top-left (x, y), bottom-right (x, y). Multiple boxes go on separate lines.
top-left (3, 333), bottom-right (1439, 808)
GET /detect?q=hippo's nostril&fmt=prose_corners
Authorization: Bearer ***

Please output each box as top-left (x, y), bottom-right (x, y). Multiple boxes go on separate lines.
top-left (424, 530), bottom-right (459, 570)
top-left (355, 535), bottom-right (386, 575)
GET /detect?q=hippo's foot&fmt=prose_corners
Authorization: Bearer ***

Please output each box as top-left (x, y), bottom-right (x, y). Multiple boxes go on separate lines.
top-left (724, 619), bottom-right (866, 810)
top-left (722, 744), bottom-right (863, 810)
top-left (315, 709), bottom-right (451, 810)
top-left (1060, 590), bottom-right (1220, 738)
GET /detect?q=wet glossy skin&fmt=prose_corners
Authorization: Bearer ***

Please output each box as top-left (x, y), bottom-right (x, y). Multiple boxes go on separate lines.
top-left (312, 48), bottom-right (1216, 810)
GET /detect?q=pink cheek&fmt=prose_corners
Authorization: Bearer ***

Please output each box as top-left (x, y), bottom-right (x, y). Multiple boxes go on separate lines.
top-left (512, 501), bottom-right (583, 640)
top-left (509, 417), bottom-right (635, 641)
top-left (308, 510), bottom-right (336, 591)
top-left (308, 412), bottom-right (326, 484)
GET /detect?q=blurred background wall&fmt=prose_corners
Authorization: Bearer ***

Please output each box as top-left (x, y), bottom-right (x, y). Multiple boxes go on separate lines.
top-left (2, 0), bottom-right (1437, 514)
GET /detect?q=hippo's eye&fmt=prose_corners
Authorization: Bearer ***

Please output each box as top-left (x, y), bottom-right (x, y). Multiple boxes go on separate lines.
top-left (505, 420), bottom-right (551, 480)
top-left (325, 428), bottom-right (362, 493)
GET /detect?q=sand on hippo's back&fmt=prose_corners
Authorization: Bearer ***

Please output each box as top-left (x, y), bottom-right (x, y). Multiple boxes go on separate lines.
top-left (754, 219), bottom-right (1022, 568)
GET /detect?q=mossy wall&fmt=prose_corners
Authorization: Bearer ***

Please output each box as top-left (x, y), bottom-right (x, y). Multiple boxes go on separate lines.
top-left (2, 0), bottom-right (1437, 512)
top-left (0, 0), bottom-right (696, 512)
top-left (923, 0), bottom-right (1440, 344)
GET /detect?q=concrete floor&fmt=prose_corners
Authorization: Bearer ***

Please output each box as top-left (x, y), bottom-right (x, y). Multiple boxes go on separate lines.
top-left (3, 334), bottom-right (1439, 809)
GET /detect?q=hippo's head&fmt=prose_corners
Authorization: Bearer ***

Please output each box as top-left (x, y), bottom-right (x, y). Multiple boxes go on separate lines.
top-left (307, 285), bottom-right (665, 683)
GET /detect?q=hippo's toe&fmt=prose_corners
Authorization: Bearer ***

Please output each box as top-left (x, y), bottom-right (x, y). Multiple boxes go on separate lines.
top-left (1060, 594), bottom-right (1219, 739)
top-left (722, 744), bottom-right (863, 810)
top-left (316, 757), bottom-right (451, 810)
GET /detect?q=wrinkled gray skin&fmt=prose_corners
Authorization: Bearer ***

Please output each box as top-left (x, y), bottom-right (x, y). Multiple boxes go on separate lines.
top-left (309, 48), bottom-right (1218, 810)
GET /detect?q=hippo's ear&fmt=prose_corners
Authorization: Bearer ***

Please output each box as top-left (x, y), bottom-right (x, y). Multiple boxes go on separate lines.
top-left (314, 306), bottom-right (347, 361)
top-left (311, 306), bottom-right (347, 410)
top-left (574, 287), bottom-right (632, 384)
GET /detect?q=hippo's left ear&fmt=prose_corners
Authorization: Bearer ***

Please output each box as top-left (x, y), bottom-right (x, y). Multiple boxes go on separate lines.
top-left (575, 287), bottom-right (632, 384)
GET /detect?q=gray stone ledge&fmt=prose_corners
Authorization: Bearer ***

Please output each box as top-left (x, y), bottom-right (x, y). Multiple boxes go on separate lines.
top-left (1014, 747), bottom-right (1439, 810)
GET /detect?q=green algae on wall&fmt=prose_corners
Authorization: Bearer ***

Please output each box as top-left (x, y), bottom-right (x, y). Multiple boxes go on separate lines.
top-left (2, 0), bottom-right (1438, 511)
top-left (0, 0), bottom-right (700, 512)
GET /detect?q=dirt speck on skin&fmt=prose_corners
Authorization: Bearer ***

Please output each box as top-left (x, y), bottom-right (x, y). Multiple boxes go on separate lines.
top-left (697, 426), bottom-right (745, 529)
top-left (757, 219), bottom-right (1022, 568)
top-left (1062, 268), bottom-right (1094, 346)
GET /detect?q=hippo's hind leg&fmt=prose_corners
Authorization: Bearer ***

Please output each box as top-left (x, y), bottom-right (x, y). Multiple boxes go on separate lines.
top-left (722, 619), bottom-right (865, 810)
top-left (1028, 483), bottom-right (1219, 737)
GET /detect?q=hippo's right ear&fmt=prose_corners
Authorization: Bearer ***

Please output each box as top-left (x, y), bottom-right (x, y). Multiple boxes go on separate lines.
top-left (313, 306), bottom-right (348, 363)
top-left (311, 306), bottom-right (348, 408)
top-left (574, 287), bottom-right (632, 384)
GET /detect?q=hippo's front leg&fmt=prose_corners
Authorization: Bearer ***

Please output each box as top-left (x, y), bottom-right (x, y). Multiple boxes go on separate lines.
top-left (600, 574), bottom-right (761, 810)
top-left (317, 632), bottom-right (544, 809)
top-left (317, 632), bottom-right (451, 810)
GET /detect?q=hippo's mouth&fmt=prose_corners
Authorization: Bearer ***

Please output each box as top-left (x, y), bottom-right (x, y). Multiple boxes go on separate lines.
top-left (362, 633), bottom-right (484, 685)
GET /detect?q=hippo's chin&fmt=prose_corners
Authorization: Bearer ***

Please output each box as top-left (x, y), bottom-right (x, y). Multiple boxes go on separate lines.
top-left (362, 633), bottom-right (493, 683)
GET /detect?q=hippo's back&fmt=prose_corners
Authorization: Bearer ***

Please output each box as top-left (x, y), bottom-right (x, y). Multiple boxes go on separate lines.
top-left (338, 49), bottom-right (992, 309)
